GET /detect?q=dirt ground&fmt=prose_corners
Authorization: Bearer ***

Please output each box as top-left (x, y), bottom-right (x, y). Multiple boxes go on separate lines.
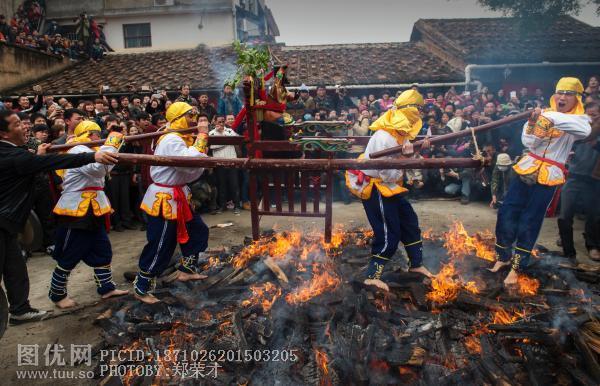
top-left (0, 199), bottom-right (595, 384)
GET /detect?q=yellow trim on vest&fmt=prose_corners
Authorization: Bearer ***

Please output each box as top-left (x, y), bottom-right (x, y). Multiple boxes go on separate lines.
top-left (140, 192), bottom-right (175, 219)
top-left (53, 192), bottom-right (112, 217)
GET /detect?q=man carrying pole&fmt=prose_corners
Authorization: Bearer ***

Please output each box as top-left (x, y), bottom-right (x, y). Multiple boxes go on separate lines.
top-left (489, 78), bottom-right (591, 286)
top-left (346, 90), bottom-right (433, 291)
top-left (49, 121), bottom-right (129, 308)
top-left (135, 102), bottom-right (210, 304)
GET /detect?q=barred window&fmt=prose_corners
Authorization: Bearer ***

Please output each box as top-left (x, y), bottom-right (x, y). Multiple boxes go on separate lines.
top-left (123, 23), bottom-right (151, 49)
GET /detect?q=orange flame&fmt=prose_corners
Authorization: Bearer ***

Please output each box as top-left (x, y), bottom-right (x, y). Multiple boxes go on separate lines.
top-left (426, 263), bottom-right (479, 304)
top-left (241, 282), bottom-right (282, 312)
top-left (285, 264), bottom-right (341, 304)
top-left (443, 221), bottom-right (495, 262)
top-left (516, 274), bottom-right (539, 296)
top-left (231, 231), bottom-right (302, 269)
top-left (492, 307), bottom-right (526, 324)
top-left (315, 349), bottom-right (331, 386)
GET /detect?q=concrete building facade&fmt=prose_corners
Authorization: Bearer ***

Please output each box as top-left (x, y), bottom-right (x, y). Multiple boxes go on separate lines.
top-left (44, 0), bottom-right (278, 51)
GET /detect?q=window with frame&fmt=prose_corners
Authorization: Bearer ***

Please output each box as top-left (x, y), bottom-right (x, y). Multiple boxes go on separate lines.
top-left (123, 23), bottom-right (151, 48)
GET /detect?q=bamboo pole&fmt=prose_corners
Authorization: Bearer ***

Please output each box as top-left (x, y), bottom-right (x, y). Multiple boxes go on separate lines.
top-left (369, 110), bottom-right (531, 159)
top-left (115, 153), bottom-right (485, 170)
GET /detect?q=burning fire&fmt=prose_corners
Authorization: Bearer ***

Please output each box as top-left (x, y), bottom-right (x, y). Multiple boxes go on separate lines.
top-left (285, 264), bottom-right (341, 304)
top-left (241, 282), bottom-right (282, 312)
top-left (315, 349), bottom-right (331, 386)
top-left (517, 274), bottom-right (540, 296)
top-left (426, 263), bottom-right (479, 304)
top-left (443, 221), bottom-right (495, 262)
top-left (231, 231), bottom-right (302, 268)
top-left (492, 307), bottom-right (527, 324)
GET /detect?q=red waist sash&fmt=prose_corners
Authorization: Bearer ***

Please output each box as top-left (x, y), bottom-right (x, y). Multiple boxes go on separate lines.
top-left (154, 183), bottom-right (192, 244)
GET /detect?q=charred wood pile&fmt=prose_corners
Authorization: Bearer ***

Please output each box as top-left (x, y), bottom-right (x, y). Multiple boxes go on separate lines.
top-left (93, 223), bottom-right (599, 385)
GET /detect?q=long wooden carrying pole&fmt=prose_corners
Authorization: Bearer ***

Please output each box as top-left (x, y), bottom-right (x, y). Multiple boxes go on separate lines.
top-left (369, 110), bottom-right (531, 159)
top-left (46, 126), bottom-right (198, 152)
top-left (116, 153), bottom-right (484, 170)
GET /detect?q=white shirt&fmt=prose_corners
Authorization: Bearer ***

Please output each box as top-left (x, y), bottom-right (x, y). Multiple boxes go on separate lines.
top-left (209, 127), bottom-right (239, 159)
top-left (54, 144), bottom-right (116, 216)
top-left (141, 133), bottom-right (207, 219)
top-left (514, 111), bottom-right (591, 185)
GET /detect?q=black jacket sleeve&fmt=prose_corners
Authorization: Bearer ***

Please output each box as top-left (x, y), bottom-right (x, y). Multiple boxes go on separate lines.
top-left (15, 150), bottom-right (96, 175)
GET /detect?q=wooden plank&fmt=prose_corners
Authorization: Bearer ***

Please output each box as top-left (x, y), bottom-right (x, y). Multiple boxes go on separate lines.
top-left (313, 172), bottom-right (320, 213)
top-left (257, 211), bottom-right (326, 218)
top-left (274, 172), bottom-right (283, 212)
top-left (287, 171), bottom-right (295, 212)
top-left (324, 169), bottom-right (333, 243)
top-left (261, 171), bottom-right (270, 212)
top-left (249, 171), bottom-right (260, 241)
top-left (301, 172), bottom-right (308, 213)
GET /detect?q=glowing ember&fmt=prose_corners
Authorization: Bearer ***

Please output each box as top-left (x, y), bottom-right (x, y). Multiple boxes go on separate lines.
top-left (369, 359), bottom-right (390, 372)
top-left (285, 264), bottom-right (341, 304)
top-left (443, 221), bottom-right (495, 262)
top-left (315, 349), bottom-right (331, 386)
top-left (241, 282), bottom-right (282, 312)
top-left (426, 263), bottom-right (479, 304)
top-left (464, 335), bottom-right (482, 354)
top-left (517, 274), bottom-right (540, 296)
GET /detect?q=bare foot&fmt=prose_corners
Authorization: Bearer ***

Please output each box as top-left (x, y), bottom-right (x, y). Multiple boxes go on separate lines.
top-left (174, 271), bottom-right (208, 282)
top-left (54, 297), bottom-right (78, 309)
top-left (409, 266), bottom-right (433, 278)
top-left (101, 289), bottom-right (129, 299)
top-left (364, 278), bottom-right (390, 292)
top-left (488, 260), bottom-right (511, 273)
top-left (135, 293), bottom-right (160, 304)
top-left (503, 269), bottom-right (519, 286)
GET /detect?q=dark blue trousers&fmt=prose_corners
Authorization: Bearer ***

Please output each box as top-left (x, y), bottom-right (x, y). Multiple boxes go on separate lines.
top-left (495, 177), bottom-right (556, 271)
top-left (362, 189), bottom-right (423, 279)
top-left (50, 226), bottom-right (115, 301)
top-left (135, 212), bottom-right (209, 295)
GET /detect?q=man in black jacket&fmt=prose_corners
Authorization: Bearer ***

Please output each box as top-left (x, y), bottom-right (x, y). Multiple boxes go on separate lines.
top-left (0, 110), bottom-right (118, 324)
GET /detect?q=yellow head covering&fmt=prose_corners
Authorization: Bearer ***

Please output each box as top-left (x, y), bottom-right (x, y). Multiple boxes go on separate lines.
top-left (369, 90), bottom-right (424, 141)
top-left (58, 120), bottom-right (102, 179)
top-left (70, 120), bottom-right (101, 143)
top-left (160, 101), bottom-right (195, 146)
top-left (549, 77), bottom-right (585, 115)
top-left (166, 101), bottom-right (193, 130)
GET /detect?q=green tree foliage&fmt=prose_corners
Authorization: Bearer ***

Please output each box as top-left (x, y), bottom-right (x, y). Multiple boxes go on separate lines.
top-left (474, 0), bottom-right (600, 18)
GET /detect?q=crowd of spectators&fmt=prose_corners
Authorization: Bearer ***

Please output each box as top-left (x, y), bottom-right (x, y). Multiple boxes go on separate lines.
top-left (0, 75), bottom-right (598, 255)
top-left (0, 2), bottom-right (107, 61)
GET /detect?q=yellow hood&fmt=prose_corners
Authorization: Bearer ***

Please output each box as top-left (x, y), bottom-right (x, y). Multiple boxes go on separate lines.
top-left (70, 120), bottom-right (101, 143)
top-left (369, 89), bottom-right (424, 141)
top-left (166, 101), bottom-right (193, 130)
top-left (549, 77), bottom-right (585, 115)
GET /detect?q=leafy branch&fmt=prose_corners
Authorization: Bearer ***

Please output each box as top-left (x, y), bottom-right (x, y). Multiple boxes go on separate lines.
top-left (226, 41), bottom-right (271, 88)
